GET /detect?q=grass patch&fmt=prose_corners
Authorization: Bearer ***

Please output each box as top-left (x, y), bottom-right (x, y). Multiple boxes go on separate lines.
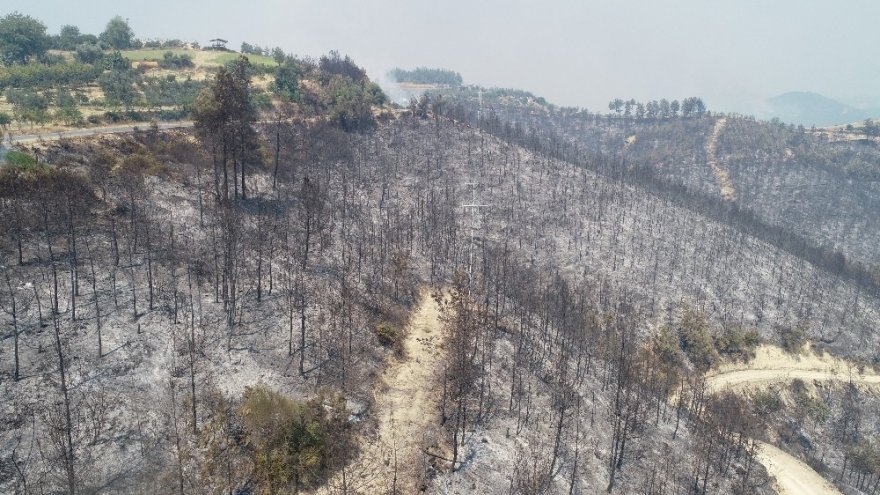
top-left (235, 387), bottom-right (351, 493)
top-left (122, 48), bottom-right (277, 68)
top-left (208, 51), bottom-right (277, 67)
top-left (5, 150), bottom-right (37, 168)
top-left (121, 48), bottom-right (190, 62)
top-left (115, 152), bottom-right (166, 176)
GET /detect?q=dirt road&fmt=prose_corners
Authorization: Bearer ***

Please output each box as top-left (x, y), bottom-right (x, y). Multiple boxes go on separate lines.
top-left (707, 345), bottom-right (880, 495)
top-left (756, 442), bottom-right (842, 495)
top-left (4, 121), bottom-right (194, 146)
top-left (334, 290), bottom-right (446, 494)
top-left (707, 368), bottom-right (880, 391)
top-left (706, 117), bottom-right (738, 201)
top-left (705, 344), bottom-right (880, 392)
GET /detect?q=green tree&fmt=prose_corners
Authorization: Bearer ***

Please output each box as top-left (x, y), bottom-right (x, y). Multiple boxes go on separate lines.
top-left (365, 81), bottom-right (386, 105)
top-left (659, 98), bottom-right (671, 118)
top-left (273, 58), bottom-right (301, 101)
top-left (694, 97), bottom-right (706, 117)
top-left (100, 16), bottom-right (134, 49)
top-left (193, 56), bottom-right (257, 201)
top-left (318, 50), bottom-right (366, 83)
top-left (99, 70), bottom-right (140, 110)
top-left (714, 324), bottom-right (759, 361)
top-left (56, 24), bottom-right (83, 51)
top-left (271, 46), bottom-right (286, 65)
top-left (0, 12), bottom-right (50, 65)
top-left (75, 42), bottom-right (104, 64)
top-left (103, 50), bottom-right (130, 71)
top-left (325, 76), bottom-right (376, 131)
top-left (677, 306), bottom-right (716, 371)
top-left (863, 119), bottom-right (879, 137)
top-left (681, 97), bottom-right (695, 117)
top-left (55, 89), bottom-right (82, 125)
top-left (388, 67), bottom-right (463, 86)
top-left (6, 88), bottom-right (49, 126)
top-left (776, 321), bottom-right (808, 353)
top-left (608, 98), bottom-right (624, 116)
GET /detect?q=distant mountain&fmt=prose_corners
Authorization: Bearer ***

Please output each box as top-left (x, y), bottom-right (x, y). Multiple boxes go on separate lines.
top-left (764, 91), bottom-right (877, 127)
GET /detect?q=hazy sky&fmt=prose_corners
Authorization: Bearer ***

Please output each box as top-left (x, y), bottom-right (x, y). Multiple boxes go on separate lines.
top-left (6, 0), bottom-right (880, 112)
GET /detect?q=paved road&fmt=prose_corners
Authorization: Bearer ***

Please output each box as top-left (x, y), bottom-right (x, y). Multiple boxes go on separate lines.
top-left (4, 121), bottom-right (194, 146)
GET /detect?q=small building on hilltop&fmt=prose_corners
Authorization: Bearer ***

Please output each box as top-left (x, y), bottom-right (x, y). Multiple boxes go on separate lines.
top-left (209, 38), bottom-right (228, 50)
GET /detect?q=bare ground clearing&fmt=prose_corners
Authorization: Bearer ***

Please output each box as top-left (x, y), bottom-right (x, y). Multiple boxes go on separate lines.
top-left (756, 442), bottom-right (842, 495)
top-left (326, 290), bottom-right (447, 494)
top-left (706, 117), bottom-right (738, 201)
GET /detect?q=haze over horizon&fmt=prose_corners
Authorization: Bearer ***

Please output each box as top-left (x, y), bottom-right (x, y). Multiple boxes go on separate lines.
top-left (5, 0), bottom-right (880, 115)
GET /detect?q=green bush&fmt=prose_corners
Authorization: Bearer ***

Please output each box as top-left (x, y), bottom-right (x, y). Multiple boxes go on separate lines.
top-left (715, 324), bottom-right (760, 361)
top-left (117, 152), bottom-right (165, 176)
top-left (74, 42), bottom-right (104, 64)
top-left (140, 75), bottom-right (206, 109)
top-left (677, 307), bottom-right (717, 371)
top-left (156, 108), bottom-right (189, 121)
top-left (325, 76), bottom-right (377, 132)
top-left (238, 387), bottom-right (350, 493)
top-left (250, 88), bottom-right (273, 110)
top-left (751, 389), bottom-right (783, 416)
top-left (777, 322), bottom-right (808, 354)
top-left (375, 322), bottom-right (399, 349)
top-left (0, 61), bottom-right (101, 90)
top-left (793, 387), bottom-right (830, 425)
top-left (5, 150), bottom-right (37, 168)
top-left (158, 51), bottom-right (193, 69)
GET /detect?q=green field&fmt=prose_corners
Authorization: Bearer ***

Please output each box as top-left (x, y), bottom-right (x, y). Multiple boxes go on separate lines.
top-left (206, 51), bottom-right (277, 66)
top-left (121, 48), bottom-right (277, 67)
top-left (121, 48), bottom-right (190, 61)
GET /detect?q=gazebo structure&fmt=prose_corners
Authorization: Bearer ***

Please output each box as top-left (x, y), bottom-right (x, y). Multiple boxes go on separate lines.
top-left (209, 38), bottom-right (228, 50)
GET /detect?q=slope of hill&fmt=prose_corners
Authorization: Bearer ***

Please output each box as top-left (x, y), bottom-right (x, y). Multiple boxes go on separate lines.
top-left (2, 16), bottom-right (880, 495)
top-left (764, 91), bottom-right (875, 127)
top-left (429, 85), bottom-right (880, 268)
top-left (4, 105), bottom-right (880, 494)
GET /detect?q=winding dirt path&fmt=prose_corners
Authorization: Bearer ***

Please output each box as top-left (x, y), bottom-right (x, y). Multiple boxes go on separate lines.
top-left (705, 344), bottom-right (880, 392)
top-left (708, 367), bottom-right (880, 391)
top-left (336, 290), bottom-right (446, 494)
top-left (707, 345), bottom-right (880, 495)
top-left (706, 117), bottom-right (738, 201)
top-left (756, 442), bottom-right (842, 495)
top-left (5, 121), bottom-right (194, 146)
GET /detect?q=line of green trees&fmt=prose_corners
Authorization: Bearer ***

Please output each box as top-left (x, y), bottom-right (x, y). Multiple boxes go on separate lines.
top-left (608, 96), bottom-right (707, 119)
top-left (0, 62), bottom-right (102, 91)
top-left (0, 13), bottom-right (138, 66)
top-left (388, 67), bottom-right (463, 86)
